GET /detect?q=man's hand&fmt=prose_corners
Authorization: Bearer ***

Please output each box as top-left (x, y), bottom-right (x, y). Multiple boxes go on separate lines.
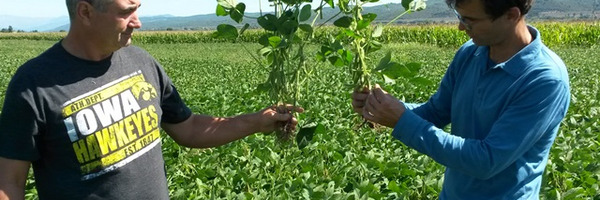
top-left (256, 105), bottom-right (304, 133)
top-left (361, 84), bottom-right (406, 128)
top-left (352, 87), bottom-right (370, 114)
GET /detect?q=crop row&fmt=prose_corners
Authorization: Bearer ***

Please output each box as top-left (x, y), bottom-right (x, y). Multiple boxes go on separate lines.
top-left (0, 22), bottom-right (598, 47)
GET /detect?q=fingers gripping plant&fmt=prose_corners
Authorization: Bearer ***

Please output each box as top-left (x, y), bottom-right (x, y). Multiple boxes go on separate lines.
top-left (317, 0), bottom-right (428, 92)
top-left (215, 0), bottom-right (320, 143)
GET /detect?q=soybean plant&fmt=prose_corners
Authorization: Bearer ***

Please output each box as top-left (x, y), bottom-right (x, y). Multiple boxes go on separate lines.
top-left (317, 0), bottom-right (428, 91)
top-left (214, 0), bottom-right (321, 145)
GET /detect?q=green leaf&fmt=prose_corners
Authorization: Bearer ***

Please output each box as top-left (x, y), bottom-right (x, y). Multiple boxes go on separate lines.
top-left (230, 3), bottom-right (245, 23)
top-left (257, 14), bottom-right (278, 31)
top-left (342, 50), bottom-right (353, 65)
top-left (217, 0), bottom-right (236, 9)
top-left (268, 36), bottom-right (283, 48)
top-left (328, 56), bottom-right (345, 67)
top-left (279, 20), bottom-right (299, 35)
top-left (401, 0), bottom-right (413, 11)
top-left (388, 181), bottom-right (401, 193)
top-left (374, 51), bottom-right (392, 71)
top-left (409, 77), bottom-right (435, 86)
top-left (372, 25), bottom-right (384, 38)
top-left (299, 4), bottom-right (312, 22)
top-left (357, 13), bottom-right (377, 30)
top-left (405, 62), bottom-right (422, 73)
top-left (410, 0), bottom-right (427, 12)
top-left (255, 82), bottom-right (271, 93)
top-left (382, 62), bottom-right (410, 79)
top-left (296, 124), bottom-right (324, 149)
top-left (216, 5), bottom-right (228, 16)
top-left (258, 34), bottom-right (271, 47)
top-left (325, 0), bottom-right (335, 8)
top-left (214, 24), bottom-right (238, 40)
top-left (298, 24), bottom-right (313, 34)
top-left (333, 16), bottom-right (353, 28)
top-left (362, 13), bottom-right (377, 21)
top-left (320, 46), bottom-right (334, 56)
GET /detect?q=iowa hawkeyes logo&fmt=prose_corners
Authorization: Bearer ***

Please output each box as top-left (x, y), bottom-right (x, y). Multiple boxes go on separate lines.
top-left (131, 82), bottom-right (157, 101)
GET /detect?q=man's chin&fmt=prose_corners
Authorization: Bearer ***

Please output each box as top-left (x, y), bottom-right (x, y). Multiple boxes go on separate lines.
top-left (120, 39), bottom-right (132, 47)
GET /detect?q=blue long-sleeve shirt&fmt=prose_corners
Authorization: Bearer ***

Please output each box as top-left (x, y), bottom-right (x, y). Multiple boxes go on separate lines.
top-left (392, 26), bottom-right (570, 199)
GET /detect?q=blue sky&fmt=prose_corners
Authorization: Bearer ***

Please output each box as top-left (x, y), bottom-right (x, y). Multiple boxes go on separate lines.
top-left (0, 0), bottom-right (398, 18)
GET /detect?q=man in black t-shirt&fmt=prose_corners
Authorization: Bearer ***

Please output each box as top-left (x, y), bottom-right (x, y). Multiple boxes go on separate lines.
top-left (0, 0), bottom-right (301, 199)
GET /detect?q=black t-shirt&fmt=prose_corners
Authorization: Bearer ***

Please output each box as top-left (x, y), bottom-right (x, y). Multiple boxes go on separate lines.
top-left (0, 42), bottom-right (192, 199)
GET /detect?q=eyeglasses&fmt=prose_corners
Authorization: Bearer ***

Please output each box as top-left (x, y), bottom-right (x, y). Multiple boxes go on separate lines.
top-left (453, 9), bottom-right (472, 31)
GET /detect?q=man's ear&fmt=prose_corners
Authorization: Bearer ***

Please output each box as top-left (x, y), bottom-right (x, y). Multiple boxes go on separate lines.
top-left (76, 1), bottom-right (94, 26)
top-left (505, 7), bottom-right (522, 22)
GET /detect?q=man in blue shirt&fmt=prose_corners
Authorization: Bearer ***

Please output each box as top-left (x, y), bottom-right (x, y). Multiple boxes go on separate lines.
top-left (352, 0), bottom-right (570, 199)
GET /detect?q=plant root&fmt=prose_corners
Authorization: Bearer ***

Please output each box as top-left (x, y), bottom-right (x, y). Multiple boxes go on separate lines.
top-left (275, 106), bottom-right (296, 142)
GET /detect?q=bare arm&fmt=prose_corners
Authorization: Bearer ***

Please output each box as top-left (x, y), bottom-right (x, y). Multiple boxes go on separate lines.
top-left (162, 106), bottom-right (302, 148)
top-left (0, 157), bottom-right (30, 200)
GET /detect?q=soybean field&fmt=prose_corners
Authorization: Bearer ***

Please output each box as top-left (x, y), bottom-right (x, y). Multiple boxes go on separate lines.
top-left (0, 22), bottom-right (598, 199)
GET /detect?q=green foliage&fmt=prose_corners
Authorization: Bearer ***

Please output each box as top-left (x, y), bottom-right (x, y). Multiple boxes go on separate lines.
top-left (214, 0), bottom-right (320, 141)
top-left (317, 0), bottom-right (429, 92)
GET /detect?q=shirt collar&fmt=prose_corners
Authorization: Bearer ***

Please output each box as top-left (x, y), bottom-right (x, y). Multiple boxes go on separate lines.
top-left (474, 25), bottom-right (543, 77)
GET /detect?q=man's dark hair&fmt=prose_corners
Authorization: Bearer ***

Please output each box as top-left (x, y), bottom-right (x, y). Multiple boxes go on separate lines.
top-left (446, 0), bottom-right (534, 20)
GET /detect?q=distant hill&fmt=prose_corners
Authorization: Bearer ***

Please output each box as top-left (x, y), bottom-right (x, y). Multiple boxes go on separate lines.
top-left (134, 0), bottom-right (600, 31)
top-left (2, 0), bottom-right (599, 32)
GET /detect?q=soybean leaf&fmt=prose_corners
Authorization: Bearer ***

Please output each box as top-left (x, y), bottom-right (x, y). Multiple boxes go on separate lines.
top-left (409, 77), bottom-right (435, 86)
top-left (257, 14), bottom-right (278, 31)
top-left (356, 20), bottom-right (370, 31)
top-left (256, 82), bottom-right (271, 93)
top-left (217, 0), bottom-right (236, 9)
top-left (382, 62), bottom-right (410, 79)
top-left (298, 24), bottom-right (313, 34)
top-left (325, 0), bottom-right (335, 8)
top-left (321, 46), bottom-right (334, 56)
top-left (216, 4), bottom-right (228, 16)
top-left (328, 56), bottom-right (345, 67)
top-left (299, 4), bottom-right (312, 22)
top-left (410, 0), bottom-right (427, 12)
top-left (342, 50), bottom-right (353, 65)
top-left (374, 51), bottom-right (392, 71)
top-left (215, 24), bottom-right (238, 40)
top-left (316, 52), bottom-right (326, 62)
top-left (258, 34), bottom-right (271, 47)
top-left (362, 13), bottom-right (378, 21)
top-left (230, 3), bottom-right (246, 23)
top-left (372, 25), bottom-right (384, 38)
top-left (279, 20), bottom-right (299, 35)
top-left (296, 123), bottom-right (325, 149)
top-left (405, 62), bottom-right (422, 73)
top-left (383, 74), bottom-right (396, 84)
top-left (268, 36), bottom-right (283, 48)
top-left (388, 181), bottom-right (402, 193)
top-left (357, 13), bottom-right (377, 30)
top-left (401, 0), bottom-right (413, 11)
top-left (334, 16), bottom-right (353, 28)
